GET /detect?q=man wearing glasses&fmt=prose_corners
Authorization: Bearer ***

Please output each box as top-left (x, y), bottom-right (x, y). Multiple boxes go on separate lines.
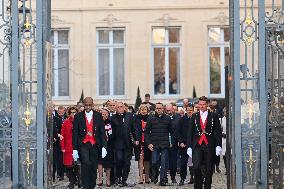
top-left (72, 97), bottom-right (107, 189)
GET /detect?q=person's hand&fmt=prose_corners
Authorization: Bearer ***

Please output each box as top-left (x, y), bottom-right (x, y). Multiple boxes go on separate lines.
top-left (58, 134), bottom-right (63, 140)
top-left (216, 146), bottom-right (222, 156)
top-left (148, 144), bottom-right (154, 151)
top-left (102, 147), bottom-right (107, 158)
top-left (135, 141), bottom-right (139, 146)
top-left (180, 143), bottom-right (186, 148)
top-left (72, 150), bottom-right (79, 161)
top-left (187, 147), bottom-right (192, 158)
top-left (62, 149), bottom-right (65, 153)
top-left (107, 129), bottom-right (112, 135)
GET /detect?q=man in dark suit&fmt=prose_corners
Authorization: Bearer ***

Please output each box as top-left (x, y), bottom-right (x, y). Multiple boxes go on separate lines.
top-left (72, 97), bottom-right (107, 189)
top-left (110, 102), bottom-right (136, 187)
top-left (177, 105), bottom-right (194, 186)
top-left (53, 106), bottom-right (66, 181)
top-left (210, 99), bottom-right (223, 173)
top-left (165, 103), bottom-right (180, 184)
top-left (187, 96), bottom-right (222, 189)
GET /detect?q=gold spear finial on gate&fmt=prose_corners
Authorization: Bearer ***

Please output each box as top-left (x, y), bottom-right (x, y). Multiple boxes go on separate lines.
top-left (245, 145), bottom-right (256, 184)
top-left (24, 17), bottom-right (32, 30)
top-left (23, 146), bottom-right (34, 186)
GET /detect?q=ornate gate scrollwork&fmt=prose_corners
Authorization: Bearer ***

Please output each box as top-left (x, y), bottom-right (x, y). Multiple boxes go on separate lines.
top-left (230, 0), bottom-right (284, 188)
top-left (0, 0), bottom-right (51, 188)
top-left (266, 7), bottom-right (284, 188)
top-left (0, 0), bottom-right (12, 188)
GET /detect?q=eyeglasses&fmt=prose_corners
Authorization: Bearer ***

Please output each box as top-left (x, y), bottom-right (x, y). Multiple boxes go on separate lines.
top-left (70, 111), bottom-right (77, 114)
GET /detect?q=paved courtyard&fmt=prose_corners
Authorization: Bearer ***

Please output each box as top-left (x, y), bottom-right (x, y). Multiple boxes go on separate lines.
top-left (52, 158), bottom-right (227, 189)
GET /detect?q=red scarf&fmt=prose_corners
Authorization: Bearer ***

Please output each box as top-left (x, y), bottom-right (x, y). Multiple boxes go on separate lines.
top-left (141, 120), bottom-right (146, 142)
top-left (198, 116), bottom-right (208, 145)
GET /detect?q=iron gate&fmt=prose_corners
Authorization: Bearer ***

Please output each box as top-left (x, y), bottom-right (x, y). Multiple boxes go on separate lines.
top-left (0, 0), bottom-right (51, 188)
top-left (266, 7), bottom-right (284, 188)
top-left (230, 0), bottom-right (284, 188)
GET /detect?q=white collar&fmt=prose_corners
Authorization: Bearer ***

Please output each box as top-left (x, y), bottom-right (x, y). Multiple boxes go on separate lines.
top-left (199, 110), bottom-right (208, 124)
top-left (200, 110), bottom-right (208, 116)
top-left (85, 110), bottom-right (93, 123)
top-left (85, 110), bottom-right (93, 116)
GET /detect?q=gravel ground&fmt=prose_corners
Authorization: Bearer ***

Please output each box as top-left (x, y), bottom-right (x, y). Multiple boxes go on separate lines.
top-left (52, 157), bottom-right (227, 189)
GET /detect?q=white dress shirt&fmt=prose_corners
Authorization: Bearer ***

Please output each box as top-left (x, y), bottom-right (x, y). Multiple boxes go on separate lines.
top-left (200, 110), bottom-right (208, 124)
top-left (85, 110), bottom-right (93, 124)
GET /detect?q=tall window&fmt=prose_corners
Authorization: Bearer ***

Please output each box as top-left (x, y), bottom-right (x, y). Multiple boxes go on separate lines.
top-left (96, 28), bottom-right (125, 97)
top-left (152, 27), bottom-right (181, 95)
top-left (208, 27), bottom-right (229, 98)
top-left (51, 29), bottom-right (70, 97)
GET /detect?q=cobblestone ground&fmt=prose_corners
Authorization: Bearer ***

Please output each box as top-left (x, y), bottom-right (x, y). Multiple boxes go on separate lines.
top-left (53, 158), bottom-right (227, 189)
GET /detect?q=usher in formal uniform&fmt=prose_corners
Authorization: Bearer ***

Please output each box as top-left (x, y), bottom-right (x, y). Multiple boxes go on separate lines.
top-left (72, 110), bottom-right (107, 189)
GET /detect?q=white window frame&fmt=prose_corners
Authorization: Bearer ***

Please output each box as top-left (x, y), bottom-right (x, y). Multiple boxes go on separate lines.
top-left (207, 27), bottom-right (229, 98)
top-left (51, 29), bottom-right (70, 99)
top-left (151, 27), bottom-right (181, 97)
top-left (96, 28), bottom-right (126, 99)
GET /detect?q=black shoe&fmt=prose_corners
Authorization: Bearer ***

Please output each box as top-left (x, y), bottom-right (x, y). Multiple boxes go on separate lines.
top-left (59, 176), bottom-right (64, 181)
top-left (216, 166), bottom-right (221, 173)
top-left (115, 178), bottom-right (122, 186)
top-left (179, 179), bottom-right (185, 186)
top-left (164, 177), bottom-right (168, 183)
top-left (153, 178), bottom-right (158, 184)
top-left (119, 181), bottom-right (128, 187)
top-left (177, 168), bottom-right (180, 174)
top-left (188, 178), bottom-right (194, 184)
top-left (97, 182), bottom-right (103, 186)
top-left (67, 182), bottom-right (74, 189)
top-left (171, 178), bottom-right (177, 184)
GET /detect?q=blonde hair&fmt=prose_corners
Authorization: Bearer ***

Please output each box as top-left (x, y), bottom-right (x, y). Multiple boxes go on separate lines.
top-left (138, 104), bottom-right (150, 114)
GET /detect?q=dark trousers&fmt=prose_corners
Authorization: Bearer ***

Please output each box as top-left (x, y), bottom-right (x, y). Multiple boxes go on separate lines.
top-left (192, 144), bottom-right (214, 189)
top-left (79, 142), bottom-right (98, 189)
top-left (223, 155), bottom-right (227, 169)
top-left (168, 147), bottom-right (178, 179)
top-left (53, 145), bottom-right (64, 180)
top-left (66, 164), bottom-right (80, 186)
top-left (110, 167), bottom-right (115, 185)
top-left (215, 154), bottom-right (220, 167)
top-left (115, 149), bottom-right (132, 182)
top-left (179, 148), bottom-right (189, 180)
top-left (152, 147), bottom-right (169, 182)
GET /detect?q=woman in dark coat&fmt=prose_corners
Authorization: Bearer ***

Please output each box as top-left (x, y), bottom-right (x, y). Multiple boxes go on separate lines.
top-left (134, 104), bottom-right (151, 184)
top-left (60, 106), bottom-right (79, 188)
top-left (97, 108), bottom-right (114, 187)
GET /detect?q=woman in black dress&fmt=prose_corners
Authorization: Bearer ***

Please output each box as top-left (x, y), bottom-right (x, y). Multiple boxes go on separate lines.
top-left (134, 104), bottom-right (151, 184)
top-left (97, 108), bottom-right (114, 187)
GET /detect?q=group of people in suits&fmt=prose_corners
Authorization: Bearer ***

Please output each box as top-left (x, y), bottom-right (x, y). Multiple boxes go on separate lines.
top-left (53, 95), bottom-right (225, 189)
